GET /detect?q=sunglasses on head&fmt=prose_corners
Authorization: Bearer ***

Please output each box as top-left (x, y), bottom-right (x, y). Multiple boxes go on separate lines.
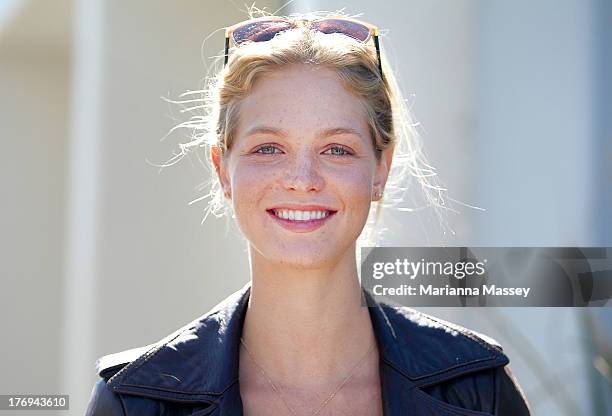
top-left (223, 16), bottom-right (384, 80)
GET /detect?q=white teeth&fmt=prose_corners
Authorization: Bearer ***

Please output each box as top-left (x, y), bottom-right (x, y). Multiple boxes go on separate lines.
top-left (273, 209), bottom-right (331, 221)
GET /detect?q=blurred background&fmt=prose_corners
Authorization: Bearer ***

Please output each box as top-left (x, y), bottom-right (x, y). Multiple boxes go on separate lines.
top-left (1, 0), bottom-right (611, 414)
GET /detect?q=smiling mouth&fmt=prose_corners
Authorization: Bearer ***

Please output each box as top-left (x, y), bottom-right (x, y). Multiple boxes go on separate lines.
top-left (267, 208), bottom-right (337, 221)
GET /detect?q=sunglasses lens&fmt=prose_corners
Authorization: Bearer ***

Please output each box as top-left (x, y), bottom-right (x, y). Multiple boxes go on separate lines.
top-left (310, 19), bottom-right (371, 42)
top-left (232, 20), bottom-right (293, 44)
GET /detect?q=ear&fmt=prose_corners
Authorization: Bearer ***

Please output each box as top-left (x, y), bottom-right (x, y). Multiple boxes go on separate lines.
top-left (211, 145), bottom-right (232, 199)
top-left (373, 143), bottom-right (395, 201)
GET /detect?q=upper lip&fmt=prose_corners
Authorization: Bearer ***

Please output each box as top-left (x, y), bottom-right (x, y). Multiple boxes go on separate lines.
top-left (268, 204), bottom-right (338, 212)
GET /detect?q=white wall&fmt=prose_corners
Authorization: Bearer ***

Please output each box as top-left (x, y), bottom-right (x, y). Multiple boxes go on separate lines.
top-left (472, 0), bottom-right (594, 246)
top-left (0, 0), bottom-right (71, 408)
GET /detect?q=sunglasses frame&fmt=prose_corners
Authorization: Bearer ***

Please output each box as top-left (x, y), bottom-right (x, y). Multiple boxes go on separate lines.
top-left (223, 16), bottom-right (384, 81)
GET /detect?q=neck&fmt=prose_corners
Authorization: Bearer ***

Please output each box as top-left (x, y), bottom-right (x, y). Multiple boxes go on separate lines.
top-left (240, 243), bottom-right (377, 387)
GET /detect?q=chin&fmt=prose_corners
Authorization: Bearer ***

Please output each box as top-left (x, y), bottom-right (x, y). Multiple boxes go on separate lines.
top-left (276, 255), bottom-right (335, 270)
top-left (263, 239), bottom-right (353, 269)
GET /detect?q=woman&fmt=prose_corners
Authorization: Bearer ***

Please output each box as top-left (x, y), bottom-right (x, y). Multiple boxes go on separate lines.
top-left (86, 11), bottom-right (531, 416)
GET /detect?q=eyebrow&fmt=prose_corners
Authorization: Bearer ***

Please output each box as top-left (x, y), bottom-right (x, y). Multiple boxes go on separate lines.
top-left (244, 125), bottom-right (364, 140)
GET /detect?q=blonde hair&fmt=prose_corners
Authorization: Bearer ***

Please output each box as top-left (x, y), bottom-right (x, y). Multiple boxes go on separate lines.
top-left (160, 8), bottom-right (453, 247)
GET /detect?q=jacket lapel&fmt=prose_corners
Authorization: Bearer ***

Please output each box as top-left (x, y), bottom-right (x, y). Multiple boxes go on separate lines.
top-left (364, 289), bottom-right (509, 387)
top-left (107, 282), bottom-right (509, 415)
top-left (363, 289), bottom-right (509, 414)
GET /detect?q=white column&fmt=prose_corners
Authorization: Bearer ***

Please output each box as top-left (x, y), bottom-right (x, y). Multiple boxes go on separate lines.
top-left (61, 0), bottom-right (104, 413)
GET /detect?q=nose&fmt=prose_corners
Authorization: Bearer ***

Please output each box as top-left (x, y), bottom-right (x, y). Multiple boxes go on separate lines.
top-left (281, 152), bottom-right (324, 193)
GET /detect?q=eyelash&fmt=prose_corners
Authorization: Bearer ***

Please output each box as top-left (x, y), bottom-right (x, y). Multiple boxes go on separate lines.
top-left (253, 144), bottom-right (353, 157)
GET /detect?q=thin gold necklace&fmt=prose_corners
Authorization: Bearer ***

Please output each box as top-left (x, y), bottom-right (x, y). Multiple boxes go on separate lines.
top-left (239, 337), bottom-right (375, 416)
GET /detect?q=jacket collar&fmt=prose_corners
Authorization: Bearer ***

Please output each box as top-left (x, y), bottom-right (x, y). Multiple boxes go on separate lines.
top-left (106, 281), bottom-right (509, 405)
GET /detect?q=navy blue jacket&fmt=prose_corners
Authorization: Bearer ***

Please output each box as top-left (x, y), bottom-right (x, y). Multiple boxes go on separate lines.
top-left (85, 282), bottom-right (531, 415)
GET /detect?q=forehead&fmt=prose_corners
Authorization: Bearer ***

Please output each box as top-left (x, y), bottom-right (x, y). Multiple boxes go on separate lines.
top-left (236, 64), bottom-right (369, 135)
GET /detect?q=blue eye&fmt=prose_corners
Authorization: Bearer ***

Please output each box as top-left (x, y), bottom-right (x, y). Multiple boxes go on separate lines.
top-left (324, 146), bottom-right (352, 157)
top-left (254, 144), bottom-right (281, 155)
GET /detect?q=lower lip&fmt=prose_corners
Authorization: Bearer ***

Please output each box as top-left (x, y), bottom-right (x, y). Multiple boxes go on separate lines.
top-left (267, 210), bottom-right (337, 233)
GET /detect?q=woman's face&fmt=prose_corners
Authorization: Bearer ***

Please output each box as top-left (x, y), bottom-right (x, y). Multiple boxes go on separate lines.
top-left (213, 64), bottom-right (393, 268)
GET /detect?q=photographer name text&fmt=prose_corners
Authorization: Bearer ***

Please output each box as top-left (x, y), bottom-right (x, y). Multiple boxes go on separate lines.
top-left (370, 259), bottom-right (531, 298)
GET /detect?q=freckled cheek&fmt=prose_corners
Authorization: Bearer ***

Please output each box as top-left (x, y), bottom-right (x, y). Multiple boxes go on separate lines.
top-left (332, 169), bottom-right (373, 207)
top-left (230, 163), bottom-right (279, 214)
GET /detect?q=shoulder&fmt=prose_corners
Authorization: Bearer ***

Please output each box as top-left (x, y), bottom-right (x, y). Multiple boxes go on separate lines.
top-left (377, 302), bottom-right (531, 414)
top-left (383, 302), bottom-right (505, 350)
top-left (94, 343), bottom-right (157, 380)
top-left (85, 343), bottom-right (169, 416)
top-left (377, 300), bottom-right (508, 368)
top-left (363, 287), bottom-right (512, 384)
